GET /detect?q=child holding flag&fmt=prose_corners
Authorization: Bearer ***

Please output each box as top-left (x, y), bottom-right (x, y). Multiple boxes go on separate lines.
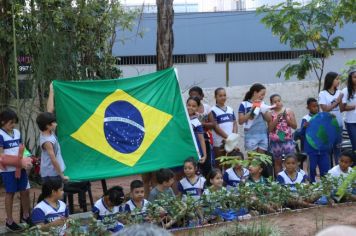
top-left (189, 86), bottom-right (214, 177)
top-left (36, 112), bottom-right (68, 183)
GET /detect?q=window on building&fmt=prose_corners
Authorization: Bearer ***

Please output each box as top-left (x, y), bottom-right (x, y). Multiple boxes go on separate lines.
top-left (116, 54), bottom-right (207, 65)
top-left (215, 50), bottom-right (323, 62)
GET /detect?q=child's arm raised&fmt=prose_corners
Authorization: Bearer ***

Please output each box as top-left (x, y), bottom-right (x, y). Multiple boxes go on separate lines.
top-left (47, 82), bottom-right (55, 113)
top-left (43, 142), bottom-right (69, 182)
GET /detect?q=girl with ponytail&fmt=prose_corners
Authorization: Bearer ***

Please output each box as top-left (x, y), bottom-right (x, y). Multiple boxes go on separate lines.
top-left (31, 179), bottom-right (68, 234)
top-left (238, 83), bottom-right (271, 153)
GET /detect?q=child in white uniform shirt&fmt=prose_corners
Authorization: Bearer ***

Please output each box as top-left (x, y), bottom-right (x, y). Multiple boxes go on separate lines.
top-left (124, 180), bottom-right (150, 220)
top-left (208, 88), bottom-right (237, 167)
top-left (31, 179), bottom-right (68, 235)
top-left (318, 72), bottom-right (343, 165)
top-left (328, 151), bottom-right (355, 202)
top-left (178, 157), bottom-right (206, 201)
top-left (341, 70), bottom-right (356, 152)
top-left (328, 151), bottom-right (354, 178)
top-left (92, 186), bottom-right (125, 233)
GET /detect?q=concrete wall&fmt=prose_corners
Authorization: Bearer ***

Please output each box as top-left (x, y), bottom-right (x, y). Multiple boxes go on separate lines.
top-left (119, 48), bottom-right (356, 90)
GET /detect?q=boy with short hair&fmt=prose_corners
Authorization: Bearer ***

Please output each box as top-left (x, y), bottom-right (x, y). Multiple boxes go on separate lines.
top-left (328, 150), bottom-right (355, 202)
top-left (299, 98), bottom-right (329, 182)
top-left (148, 169), bottom-right (175, 202)
top-left (124, 180), bottom-right (150, 217)
top-left (328, 150), bottom-right (354, 178)
top-left (36, 112), bottom-right (68, 183)
top-left (299, 98), bottom-right (319, 149)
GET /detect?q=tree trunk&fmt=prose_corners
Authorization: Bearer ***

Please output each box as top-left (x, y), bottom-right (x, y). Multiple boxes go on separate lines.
top-left (156, 0), bottom-right (174, 71)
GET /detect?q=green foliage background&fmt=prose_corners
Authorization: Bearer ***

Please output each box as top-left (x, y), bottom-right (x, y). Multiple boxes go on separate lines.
top-left (257, 0), bottom-right (356, 92)
top-left (0, 0), bottom-right (140, 154)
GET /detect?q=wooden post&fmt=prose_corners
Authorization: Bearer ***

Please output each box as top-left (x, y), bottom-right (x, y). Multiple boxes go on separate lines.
top-left (226, 58), bottom-right (230, 87)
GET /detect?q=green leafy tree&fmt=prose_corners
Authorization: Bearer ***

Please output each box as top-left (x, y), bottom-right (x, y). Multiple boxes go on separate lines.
top-left (0, 0), bottom-right (140, 110)
top-left (257, 0), bottom-right (353, 92)
top-left (0, 0), bottom-right (141, 155)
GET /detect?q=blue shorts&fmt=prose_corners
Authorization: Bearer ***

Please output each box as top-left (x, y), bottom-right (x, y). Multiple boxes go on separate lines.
top-left (245, 136), bottom-right (268, 152)
top-left (1, 169), bottom-right (29, 193)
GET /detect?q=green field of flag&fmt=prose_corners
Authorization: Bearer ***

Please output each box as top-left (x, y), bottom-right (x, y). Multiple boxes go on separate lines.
top-left (54, 68), bottom-right (199, 181)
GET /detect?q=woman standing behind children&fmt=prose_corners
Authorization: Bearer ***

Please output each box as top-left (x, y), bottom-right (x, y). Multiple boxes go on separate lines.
top-left (341, 70), bottom-right (356, 152)
top-left (267, 94), bottom-right (297, 176)
top-left (238, 83), bottom-right (270, 153)
top-left (0, 109), bottom-right (31, 231)
top-left (186, 97), bottom-right (207, 165)
top-left (208, 88), bottom-right (238, 166)
top-left (318, 72), bottom-right (343, 165)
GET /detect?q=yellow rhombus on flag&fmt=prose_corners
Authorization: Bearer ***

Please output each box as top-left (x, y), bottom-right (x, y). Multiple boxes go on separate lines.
top-left (71, 89), bottom-right (172, 167)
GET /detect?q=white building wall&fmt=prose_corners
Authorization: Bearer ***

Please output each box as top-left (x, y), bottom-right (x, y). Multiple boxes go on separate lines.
top-left (198, 0), bottom-right (237, 12)
top-left (245, 0), bottom-right (312, 10)
top-left (118, 48), bottom-right (356, 89)
top-left (121, 0), bottom-right (312, 12)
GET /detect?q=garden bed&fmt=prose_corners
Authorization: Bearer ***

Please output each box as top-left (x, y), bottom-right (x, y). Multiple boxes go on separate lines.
top-left (171, 202), bottom-right (356, 236)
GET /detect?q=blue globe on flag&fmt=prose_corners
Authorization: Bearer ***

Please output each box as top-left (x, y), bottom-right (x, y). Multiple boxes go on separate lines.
top-left (305, 112), bottom-right (340, 151)
top-left (104, 101), bottom-right (145, 154)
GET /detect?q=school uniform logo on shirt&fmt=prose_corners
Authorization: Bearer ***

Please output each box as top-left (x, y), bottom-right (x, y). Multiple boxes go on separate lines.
top-left (5, 140), bottom-right (20, 148)
top-left (71, 90), bottom-right (172, 166)
top-left (223, 168), bottom-right (249, 189)
top-left (216, 114), bottom-right (235, 123)
top-left (178, 177), bottom-right (206, 200)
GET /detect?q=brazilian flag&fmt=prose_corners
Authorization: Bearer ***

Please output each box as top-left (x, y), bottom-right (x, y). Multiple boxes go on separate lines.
top-left (54, 68), bottom-right (198, 181)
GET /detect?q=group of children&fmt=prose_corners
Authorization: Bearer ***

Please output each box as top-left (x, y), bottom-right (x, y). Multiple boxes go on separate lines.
top-left (187, 70), bottom-right (356, 182)
top-left (30, 150), bottom-right (355, 233)
top-left (0, 70), bottom-right (355, 232)
top-left (0, 108), bottom-right (68, 232)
